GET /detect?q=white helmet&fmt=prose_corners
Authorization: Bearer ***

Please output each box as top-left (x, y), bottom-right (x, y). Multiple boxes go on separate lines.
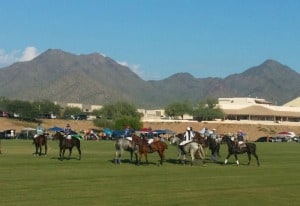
top-left (186, 127), bottom-right (191, 131)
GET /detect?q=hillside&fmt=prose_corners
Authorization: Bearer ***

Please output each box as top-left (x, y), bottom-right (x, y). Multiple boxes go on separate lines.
top-left (0, 49), bottom-right (300, 107)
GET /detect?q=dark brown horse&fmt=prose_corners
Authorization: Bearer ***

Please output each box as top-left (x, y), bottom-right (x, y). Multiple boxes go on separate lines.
top-left (53, 132), bottom-right (81, 160)
top-left (131, 134), bottom-right (168, 166)
top-left (221, 135), bottom-right (260, 166)
top-left (33, 134), bottom-right (48, 156)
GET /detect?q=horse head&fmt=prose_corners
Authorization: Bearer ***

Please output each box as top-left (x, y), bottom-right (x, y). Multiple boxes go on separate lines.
top-left (169, 134), bottom-right (182, 145)
top-left (52, 132), bottom-right (64, 141)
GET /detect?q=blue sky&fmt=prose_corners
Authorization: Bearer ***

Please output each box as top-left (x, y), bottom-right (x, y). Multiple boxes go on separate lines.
top-left (1, 0), bottom-right (299, 80)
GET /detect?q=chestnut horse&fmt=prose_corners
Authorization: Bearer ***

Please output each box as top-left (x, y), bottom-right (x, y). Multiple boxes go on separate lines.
top-left (33, 134), bottom-right (48, 156)
top-left (53, 132), bottom-right (81, 160)
top-left (131, 134), bottom-right (168, 166)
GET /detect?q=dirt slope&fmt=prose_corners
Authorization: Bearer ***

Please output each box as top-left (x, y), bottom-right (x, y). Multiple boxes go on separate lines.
top-left (1, 118), bottom-right (299, 141)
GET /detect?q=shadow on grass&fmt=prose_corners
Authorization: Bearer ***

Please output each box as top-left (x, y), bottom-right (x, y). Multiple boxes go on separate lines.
top-left (51, 157), bottom-right (81, 161)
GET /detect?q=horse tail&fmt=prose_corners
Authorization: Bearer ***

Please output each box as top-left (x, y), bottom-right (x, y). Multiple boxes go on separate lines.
top-left (197, 144), bottom-right (205, 160)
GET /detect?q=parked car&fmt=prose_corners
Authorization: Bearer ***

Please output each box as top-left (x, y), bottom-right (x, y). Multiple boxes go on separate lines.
top-left (0, 129), bottom-right (16, 139)
top-left (254, 136), bottom-right (272, 142)
top-left (75, 114), bottom-right (88, 120)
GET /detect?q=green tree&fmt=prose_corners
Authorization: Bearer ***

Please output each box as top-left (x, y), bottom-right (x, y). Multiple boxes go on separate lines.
top-left (93, 101), bottom-right (142, 129)
top-left (193, 98), bottom-right (224, 121)
top-left (32, 100), bottom-right (61, 116)
top-left (164, 101), bottom-right (193, 119)
top-left (63, 107), bottom-right (82, 117)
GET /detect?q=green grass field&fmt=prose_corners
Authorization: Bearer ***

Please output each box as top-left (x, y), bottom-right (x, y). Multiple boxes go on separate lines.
top-left (0, 139), bottom-right (299, 206)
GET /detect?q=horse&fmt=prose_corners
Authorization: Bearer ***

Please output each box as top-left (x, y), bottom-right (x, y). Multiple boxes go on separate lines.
top-left (205, 135), bottom-right (221, 161)
top-left (114, 138), bottom-right (138, 164)
top-left (193, 132), bottom-right (221, 162)
top-left (52, 132), bottom-right (81, 160)
top-left (170, 135), bottom-right (206, 166)
top-left (32, 134), bottom-right (48, 156)
top-left (221, 135), bottom-right (260, 166)
top-left (131, 134), bottom-right (168, 166)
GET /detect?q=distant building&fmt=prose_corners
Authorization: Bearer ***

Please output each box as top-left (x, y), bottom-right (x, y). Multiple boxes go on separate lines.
top-left (218, 97), bottom-right (300, 122)
top-left (282, 97), bottom-right (300, 107)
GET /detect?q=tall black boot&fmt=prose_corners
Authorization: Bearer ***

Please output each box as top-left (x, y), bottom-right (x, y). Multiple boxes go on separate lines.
top-left (179, 145), bottom-right (185, 155)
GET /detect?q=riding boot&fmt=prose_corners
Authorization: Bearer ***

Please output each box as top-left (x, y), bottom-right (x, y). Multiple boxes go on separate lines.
top-left (179, 145), bottom-right (185, 155)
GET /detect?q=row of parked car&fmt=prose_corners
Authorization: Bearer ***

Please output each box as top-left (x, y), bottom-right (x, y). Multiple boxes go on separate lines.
top-left (255, 136), bottom-right (299, 142)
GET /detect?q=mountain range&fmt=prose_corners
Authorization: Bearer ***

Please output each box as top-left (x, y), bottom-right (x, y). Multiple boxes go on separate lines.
top-left (0, 49), bottom-right (299, 108)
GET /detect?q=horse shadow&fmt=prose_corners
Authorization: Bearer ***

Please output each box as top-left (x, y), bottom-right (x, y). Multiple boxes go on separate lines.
top-left (51, 157), bottom-right (81, 161)
top-left (109, 159), bottom-right (137, 165)
top-left (166, 158), bottom-right (204, 165)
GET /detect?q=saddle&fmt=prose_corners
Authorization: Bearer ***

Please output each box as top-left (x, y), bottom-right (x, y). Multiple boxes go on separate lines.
top-left (237, 142), bottom-right (246, 151)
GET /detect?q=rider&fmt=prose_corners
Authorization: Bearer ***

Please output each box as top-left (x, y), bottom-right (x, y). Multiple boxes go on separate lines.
top-left (64, 123), bottom-right (72, 139)
top-left (179, 127), bottom-right (195, 154)
top-left (211, 128), bottom-right (219, 143)
top-left (34, 122), bottom-right (44, 138)
top-left (204, 127), bottom-right (211, 138)
top-left (236, 130), bottom-right (246, 149)
top-left (124, 125), bottom-right (131, 138)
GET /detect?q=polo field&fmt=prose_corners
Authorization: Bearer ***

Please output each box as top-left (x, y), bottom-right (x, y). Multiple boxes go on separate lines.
top-left (0, 139), bottom-right (299, 206)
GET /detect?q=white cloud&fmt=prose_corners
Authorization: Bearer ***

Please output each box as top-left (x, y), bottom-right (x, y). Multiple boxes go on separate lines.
top-left (117, 61), bottom-right (145, 79)
top-left (0, 47), bottom-right (39, 68)
top-left (20, 47), bottom-right (39, 61)
top-left (117, 60), bottom-right (163, 80)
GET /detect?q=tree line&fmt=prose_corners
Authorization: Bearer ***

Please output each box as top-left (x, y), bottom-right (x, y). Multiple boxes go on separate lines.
top-left (0, 97), bottom-right (224, 130)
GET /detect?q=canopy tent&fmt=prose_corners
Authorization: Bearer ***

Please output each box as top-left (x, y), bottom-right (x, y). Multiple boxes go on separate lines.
top-left (47, 126), bottom-right (64, 132)
top-left (19, 127), bottom-right (36, 139)
top-left (104, 128), bottom-right (112, 136)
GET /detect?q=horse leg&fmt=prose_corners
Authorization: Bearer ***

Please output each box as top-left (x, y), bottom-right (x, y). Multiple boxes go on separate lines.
top-left (190, 152), bottom-right (195, 166)
top-left (130, 150), bottom-right (133, 162)
top-left (247, 152), bottom-right (251, 165)
top-left (157, 151), bottom-right (164, 166)
top-left (137, 151), bottom-right (143, 165)
top-left (77, 146), bottom-right (81, 160)
top-left (224, 154), bottom-right (232, 165)
top-left (234, 154), bottom-right (239, 166)
top-left (68, 148), bottom-right (73, 159)
top-left (34, 144), bottom-right (38, 156)
top-left (114, 150), bottom-right (120, 164)
top-left (253, 152), bottom-right (260, 166)
top-left (181, 154), bottom-right (187, 165)
top-left (145, 152), bottom-right (149, 164)
top-left (134, 151), bottom-right (138, 165)
top-left (198, 145), bottom-right (206, 166)
top-left (44, 144), bottom-right (47, 156)
top-left (60, 148), bottom-right (64, 160)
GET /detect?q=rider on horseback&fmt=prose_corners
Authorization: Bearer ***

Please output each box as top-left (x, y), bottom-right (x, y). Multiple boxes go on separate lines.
top-left (211, 129), bottom-right (219, 144)
top-left (64, 123), bottom-right (72, 139)
top-left (236, 130), bottom-right (246, 150)
top-left (179, 127), bottom-right (194, 154)
top-left (124, 125), bottom-right (131, 138)
top-left (34, 122), bottom-right (44, 138)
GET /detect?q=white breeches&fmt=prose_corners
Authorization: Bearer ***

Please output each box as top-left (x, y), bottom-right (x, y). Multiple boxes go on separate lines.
top-left (179, 140), bottom-right (192, 146)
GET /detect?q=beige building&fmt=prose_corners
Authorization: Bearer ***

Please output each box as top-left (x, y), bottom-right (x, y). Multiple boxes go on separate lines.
top-left (218, 97), bottom-right (300, 122)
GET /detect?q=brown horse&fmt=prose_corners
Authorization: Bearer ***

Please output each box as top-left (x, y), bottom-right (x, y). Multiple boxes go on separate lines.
top-left (33, 134), bottom-right (48, 156)
top-left (131, 134), bottom-right (168, 166)
top-left (53, 132), bottom-right (81, 160)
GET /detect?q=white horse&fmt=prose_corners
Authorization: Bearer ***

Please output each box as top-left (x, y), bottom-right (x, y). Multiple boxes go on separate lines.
top-left (114, 138), bottom-right (137, 164)
top-left (170, 135), bottom-right (206, 166)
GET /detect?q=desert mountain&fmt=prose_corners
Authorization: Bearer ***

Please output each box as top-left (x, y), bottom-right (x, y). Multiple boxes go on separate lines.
top-left (0, 49), bottom-right (299, 108)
